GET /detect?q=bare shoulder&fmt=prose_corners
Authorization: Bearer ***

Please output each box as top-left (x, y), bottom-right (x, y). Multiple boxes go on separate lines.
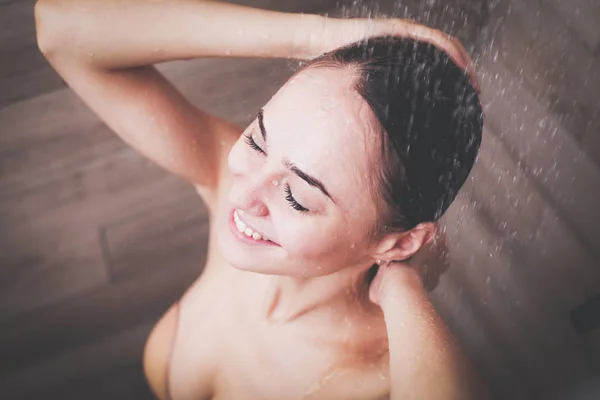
top-left (382, 278), bottom-right (491, 400)
top-left (144, 302), bottom-right (181, 400)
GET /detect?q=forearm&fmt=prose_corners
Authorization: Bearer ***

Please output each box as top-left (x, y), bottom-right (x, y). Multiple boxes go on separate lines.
top-left (381, 269), bottom-right (486, 400)
top-left (34, 0), bottom-right (332, 69)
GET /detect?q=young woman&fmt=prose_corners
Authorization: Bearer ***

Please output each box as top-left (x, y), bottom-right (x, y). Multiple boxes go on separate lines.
top-left (35, 0), bottom-right (488, 399)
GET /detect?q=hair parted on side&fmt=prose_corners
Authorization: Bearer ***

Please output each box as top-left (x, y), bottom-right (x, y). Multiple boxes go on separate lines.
top-left (302, 36), bottom-right (483, 234)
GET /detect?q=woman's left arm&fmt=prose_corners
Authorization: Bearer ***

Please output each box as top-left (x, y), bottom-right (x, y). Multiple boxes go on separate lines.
top-left (370, 265), bottom-right (491, 400)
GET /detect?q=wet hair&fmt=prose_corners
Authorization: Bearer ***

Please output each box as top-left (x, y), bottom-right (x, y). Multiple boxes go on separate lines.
top-left (302, 36), bottom-right (483, 234)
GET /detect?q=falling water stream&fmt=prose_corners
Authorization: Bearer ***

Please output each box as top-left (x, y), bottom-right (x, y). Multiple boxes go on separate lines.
top-left (2, 0), bottom-right (599, 399)
top-left (304, 0), bottom-right (600, 399)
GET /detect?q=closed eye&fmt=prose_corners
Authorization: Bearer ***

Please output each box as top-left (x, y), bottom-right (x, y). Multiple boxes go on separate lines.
top-left (284, 183), bottom-right (309, 213)
top-left (244, 125), bottom-right (309, 214)
top-left (244, 133), bottom-right (265, 155)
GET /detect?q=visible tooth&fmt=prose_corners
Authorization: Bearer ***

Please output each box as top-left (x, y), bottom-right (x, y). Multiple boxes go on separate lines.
top-left (234, 210), bottom-right (270, 241)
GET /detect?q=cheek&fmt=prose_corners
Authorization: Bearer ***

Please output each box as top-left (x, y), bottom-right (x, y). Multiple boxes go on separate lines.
top-left (276, 215), bottom-right (350, 258)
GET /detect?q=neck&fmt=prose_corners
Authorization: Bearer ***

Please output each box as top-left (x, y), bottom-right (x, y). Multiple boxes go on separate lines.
top-left (261, 261), bottom-right (378, 324)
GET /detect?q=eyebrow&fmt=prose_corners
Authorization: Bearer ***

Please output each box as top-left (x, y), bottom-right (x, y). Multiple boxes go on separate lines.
top-left (284, 159), bottom-right (335, 203)
top-left (258, 108), bottom-right (335, 204)
top-left (258, 108), bottom-right (267, 142)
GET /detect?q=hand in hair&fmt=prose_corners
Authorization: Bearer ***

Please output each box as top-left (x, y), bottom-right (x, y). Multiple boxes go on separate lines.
top-left (324, 17), bottom-right (480, 92)
top-left (380, 19), bottom-right (480, 92)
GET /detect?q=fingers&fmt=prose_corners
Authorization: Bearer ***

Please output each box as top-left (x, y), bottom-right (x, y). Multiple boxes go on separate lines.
top-left (429, 33), bottom-right (481, 93)
top-left (369, 263), bottom-right (423, 308)
top-left (368, 265), bottom-right (384, 305)
top-left (390, 20), bottom-right (481, 93)
top-left (420, 31), bottom-right (480, 92)
top-left (369, 260), bottom-right (420, 306)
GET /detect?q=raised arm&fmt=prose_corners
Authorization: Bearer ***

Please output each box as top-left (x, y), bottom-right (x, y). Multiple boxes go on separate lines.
top-left (370, 265), bottom-right (491, 400)
top-left (33, 0), bottom-right (332, 198)
top-left (34, 0), bottom-right (477, 202)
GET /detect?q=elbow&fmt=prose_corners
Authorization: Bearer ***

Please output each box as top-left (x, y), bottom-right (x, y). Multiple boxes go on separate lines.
top-left (34, 0), bottom-right (74, 60)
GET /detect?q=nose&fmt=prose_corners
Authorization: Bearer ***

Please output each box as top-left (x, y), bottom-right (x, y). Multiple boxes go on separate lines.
top-left (227, 136), bottom-right (276, 217)
top-left (230, 174), bottom-right (271, 217)
top-left (233, 182), bottom-right (269, 217)
top-left (228, 164), bottom-right (272, 219)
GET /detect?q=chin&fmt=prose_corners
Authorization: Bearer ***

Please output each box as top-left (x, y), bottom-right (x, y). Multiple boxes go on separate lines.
top-left (222, 251), bottom-right (284, 275)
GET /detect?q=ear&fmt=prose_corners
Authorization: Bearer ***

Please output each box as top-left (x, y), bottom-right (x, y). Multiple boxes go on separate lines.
top-left (371, 222), bottom-right (437, 262)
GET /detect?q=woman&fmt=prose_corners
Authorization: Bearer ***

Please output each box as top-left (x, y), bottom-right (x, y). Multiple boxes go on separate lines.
top-left (35, 0), bottom-right (488, 399)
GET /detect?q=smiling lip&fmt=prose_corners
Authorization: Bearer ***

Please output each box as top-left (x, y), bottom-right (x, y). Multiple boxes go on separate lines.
top-left (228, 209), bottom-right (280, 247)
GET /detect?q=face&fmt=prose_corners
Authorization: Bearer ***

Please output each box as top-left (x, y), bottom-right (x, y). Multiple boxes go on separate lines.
top-left (217, 67), bottom-right (382, 277)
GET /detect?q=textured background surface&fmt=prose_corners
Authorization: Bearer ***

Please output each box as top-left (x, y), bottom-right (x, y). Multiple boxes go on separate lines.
top-left (1, 0), bottom-right (599, 398)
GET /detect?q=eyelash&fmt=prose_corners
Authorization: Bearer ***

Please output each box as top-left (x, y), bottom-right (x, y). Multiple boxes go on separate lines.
top-left (284, 184), bottom-right (309, 213)
top-left (244, 133), bottom-right (309, 213)
top-left (244, 133), bottom-right (265, 155)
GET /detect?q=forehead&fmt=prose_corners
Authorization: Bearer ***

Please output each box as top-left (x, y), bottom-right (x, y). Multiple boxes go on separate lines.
top-left (263, 67), bottom-right (379, 208)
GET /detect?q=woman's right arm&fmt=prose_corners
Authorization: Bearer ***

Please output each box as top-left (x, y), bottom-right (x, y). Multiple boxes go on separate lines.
top-left (34, 0), bottom-right (330, 193)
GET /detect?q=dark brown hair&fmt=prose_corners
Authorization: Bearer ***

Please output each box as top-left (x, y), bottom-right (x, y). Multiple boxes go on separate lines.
top-left (303, 36), bottom-right (483, 234)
